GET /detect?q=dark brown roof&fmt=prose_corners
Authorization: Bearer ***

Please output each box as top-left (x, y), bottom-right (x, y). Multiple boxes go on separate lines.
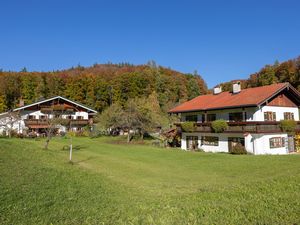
top-left (169, 83), bottom-right (300, 113)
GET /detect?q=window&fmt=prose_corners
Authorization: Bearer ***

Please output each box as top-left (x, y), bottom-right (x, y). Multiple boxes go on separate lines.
top-left (264, 111), bottom-right (276, 121)
top-left (28, 115), bottom-right (36, 120)
top-left (67, 115), bottom-right (73, 120)
top-left (201, 136), bottom-right (219, 146)
top-left (77, 116), bottom-right (84, 120)
top-left (229, 112), bottom-right (244, 122)
top-left (207, 114), bottom-right (216, 122)
top-left (284, 112), bottom-right (294, 120)
top-left (270, 137), bottom-right (285, 148)
top-left (185, 115), bottom-right (198, 122)
top-left (186, 136), bottom-right (199, 150)
top-left (40, 115), bottom-right (47, 120)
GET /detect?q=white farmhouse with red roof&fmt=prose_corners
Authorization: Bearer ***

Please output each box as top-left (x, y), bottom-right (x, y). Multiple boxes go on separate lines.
top-left (169, 82), bottom-right (300, 154)
top-left (0, 96), bottom-right (97, 136)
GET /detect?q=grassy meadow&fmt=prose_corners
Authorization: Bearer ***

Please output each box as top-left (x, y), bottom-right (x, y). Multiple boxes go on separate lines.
top-left (0, 137), bottom-right (299, 224)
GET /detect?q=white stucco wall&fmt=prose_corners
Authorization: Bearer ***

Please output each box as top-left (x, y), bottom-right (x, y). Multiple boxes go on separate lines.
top-left (253, 106), bottom-right (299, 121)
top-left (181, 132), bottom-right (245, 153)
top-left (181, 132), bottom-right (289, 155)
top-left (22, 110), bottom-right (89, 120)
top-left (251, 133), bottom-right (288, 155)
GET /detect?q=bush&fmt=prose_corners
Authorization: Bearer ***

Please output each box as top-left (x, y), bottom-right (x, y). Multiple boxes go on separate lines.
top-left (230, 143), bottom-right (247, 155)
top-left (76, 130), bottom-right (90, 137)
top-left (211, 120), bottom-right (228, 133)
top-left (280, 120), bottom-right (296, 134)
top-left (181, 122), bottom-right (195, 132)
top-left (67, 131), bottom-right (76, 137)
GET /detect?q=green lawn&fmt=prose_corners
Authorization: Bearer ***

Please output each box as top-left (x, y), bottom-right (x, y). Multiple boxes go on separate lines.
top-left (0, 137), bottom-right (299, 224)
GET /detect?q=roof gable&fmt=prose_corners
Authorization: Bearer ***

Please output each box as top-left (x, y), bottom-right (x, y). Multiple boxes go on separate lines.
top-left (169, 83), bottom-right (300, 113)
top-left (13, 96), bottom-right (97, 113)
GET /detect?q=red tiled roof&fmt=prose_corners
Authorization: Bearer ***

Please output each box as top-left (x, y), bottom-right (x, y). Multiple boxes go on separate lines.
top-left (169, 83), bottom-right (290, 113)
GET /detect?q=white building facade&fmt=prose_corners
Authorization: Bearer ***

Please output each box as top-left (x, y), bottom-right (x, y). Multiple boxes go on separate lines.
top-left (169, 82), bottom-right (300, 155)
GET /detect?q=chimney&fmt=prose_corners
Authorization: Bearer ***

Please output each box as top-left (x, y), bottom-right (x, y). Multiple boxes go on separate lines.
top-left (213, 85), bottom-right (222, 95)
top-left (232, 81), bottom-right (241, 94)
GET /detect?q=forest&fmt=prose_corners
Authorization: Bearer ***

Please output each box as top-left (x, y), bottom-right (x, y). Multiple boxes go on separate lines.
top-left (1, 56), bottom-right (300, 115)
top-left (217, 56), bottom-right (300, 92)
top-left (0, 61), bottom-right (207, 113)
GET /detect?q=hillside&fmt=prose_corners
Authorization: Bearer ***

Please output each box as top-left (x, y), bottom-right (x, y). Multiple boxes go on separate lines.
top-left (0, 62), bottom-right (208, 113)
top-left (215, 56), bottom-right (300, 92)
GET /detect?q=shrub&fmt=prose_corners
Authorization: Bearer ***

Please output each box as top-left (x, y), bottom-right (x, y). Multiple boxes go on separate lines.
top-left (181, 122), bottom-right (196, 132)
top-left (76, 130), bottom-right (90, 137)
top-left (67, 131), bottom-right (76, 137)
top-left (211, 120), bottom-right (228, 133)
top-left (280, 120), bottom-right (297, 134)
top-left (230, 143), bottom-right (247, 155)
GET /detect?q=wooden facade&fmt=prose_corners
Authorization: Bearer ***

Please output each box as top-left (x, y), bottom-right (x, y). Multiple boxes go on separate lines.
top-left (267, 93), bottom-right (298, 107)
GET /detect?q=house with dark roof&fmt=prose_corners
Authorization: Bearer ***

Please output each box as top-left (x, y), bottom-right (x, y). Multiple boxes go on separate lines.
top-left (169, 82), bottom-right (300, 154)
top-left (0, 96), bottom-right (97, 136)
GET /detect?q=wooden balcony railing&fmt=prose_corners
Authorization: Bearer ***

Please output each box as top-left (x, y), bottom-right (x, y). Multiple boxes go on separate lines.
top-left (24, 119), bottom-right (89, 126)
top-left (69, 119), bottom-right (89, 125)
top-left (175, 121), bottom-right (300, 134)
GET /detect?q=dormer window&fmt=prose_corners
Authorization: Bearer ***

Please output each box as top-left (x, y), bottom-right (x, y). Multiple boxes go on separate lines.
top-left (264, 111), bottom-right (276, 121)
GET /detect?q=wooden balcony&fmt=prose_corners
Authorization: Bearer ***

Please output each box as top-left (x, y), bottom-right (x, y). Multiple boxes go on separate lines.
top-left (24, 119), bottom-right (89, 127)
top-left (69, 119), bottom-right (89, 125)
top-left (175, 121), bottom-right (300, 134)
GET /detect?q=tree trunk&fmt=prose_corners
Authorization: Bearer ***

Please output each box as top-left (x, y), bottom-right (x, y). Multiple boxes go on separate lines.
top-left (127, 131), bottom-right (130, 143)
top-left (44, 139), bottom-right (50, 150)
top-left (44, 132), bottom-right (51, 150)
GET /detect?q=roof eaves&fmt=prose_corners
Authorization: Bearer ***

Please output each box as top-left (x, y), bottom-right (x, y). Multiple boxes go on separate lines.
top-left (169, 104), bottom-right (258, 113)
top-left (13, 96), bottom-right (98, 113)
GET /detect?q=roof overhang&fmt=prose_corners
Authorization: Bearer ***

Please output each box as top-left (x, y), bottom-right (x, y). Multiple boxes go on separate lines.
top-left (169, 104), bottom-right (258, 114)
top-left (13, 96), bottom-right (98, 113)
top-left (257, 83), bottom-right (300, 106)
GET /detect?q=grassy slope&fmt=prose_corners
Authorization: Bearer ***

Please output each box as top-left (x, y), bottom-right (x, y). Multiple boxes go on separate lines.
top-left (0, 137), bottom-right (299, 224)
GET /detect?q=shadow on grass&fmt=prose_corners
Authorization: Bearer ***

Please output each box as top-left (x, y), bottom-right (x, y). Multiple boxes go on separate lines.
top-left (62, 145), bottom-right (88, 151)
top-left (69, 156), bottom-right (96, 165)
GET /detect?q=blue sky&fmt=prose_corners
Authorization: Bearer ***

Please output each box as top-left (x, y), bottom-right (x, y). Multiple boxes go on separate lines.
top-left (0, 0), bottom-right (300, 87)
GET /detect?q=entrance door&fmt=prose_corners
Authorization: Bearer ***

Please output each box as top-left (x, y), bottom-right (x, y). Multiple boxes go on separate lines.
top-left (228, 137), bottom-right (245, 153)
top-left (287, 135), bottom-right (295, 153)
top-left (186, 136), bottom-right (198, 150)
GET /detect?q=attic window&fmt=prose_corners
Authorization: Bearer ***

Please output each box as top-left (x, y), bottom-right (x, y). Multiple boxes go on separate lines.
top-left (264, 112), bottom-right (276, 121)
top-left (284, 112), bottom-right (294, 120)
